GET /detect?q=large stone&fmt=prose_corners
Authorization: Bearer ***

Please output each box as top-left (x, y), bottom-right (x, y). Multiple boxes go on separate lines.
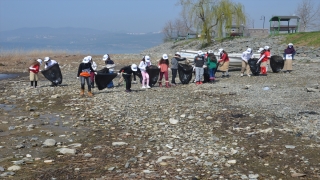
top-left (42, 139), bottom-right (56, 147)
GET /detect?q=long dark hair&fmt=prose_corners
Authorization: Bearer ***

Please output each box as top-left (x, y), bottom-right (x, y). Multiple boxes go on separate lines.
top-left (159, 58), bottom-right (169, 65)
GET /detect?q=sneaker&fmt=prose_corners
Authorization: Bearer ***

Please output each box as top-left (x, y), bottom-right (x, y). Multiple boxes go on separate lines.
top-left (240, 73), bottom-right (244, 77)
top-left (132, 81), bottom-right (137, 84)
top-left (141, 86), bottom-right (146, 89)
top-left (146, 85), bottom-right (151, 88)
top-left (125, 89), bottom-right (132, 93)
top-left (199, 81), bottom-right (203, 84)
top-left (247, 74), bottom-right (251, 77)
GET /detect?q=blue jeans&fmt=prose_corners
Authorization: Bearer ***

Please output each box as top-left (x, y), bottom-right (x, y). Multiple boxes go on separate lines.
top-left (107, 69), bottom-right (114, 88)
top-left (208, 68), bottom-right (216, 79)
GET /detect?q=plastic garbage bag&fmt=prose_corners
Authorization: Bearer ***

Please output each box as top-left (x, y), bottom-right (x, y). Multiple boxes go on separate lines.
top-left (95, 70), bottom-right (117, 90)
top-left (136, 65), bottom-right (160, 87)
top-left (248, 58), bottom-right (260, 76)
top-left (41, 63), bottom-right (63, 85)
top-left (178, 63), bottom-right (193, 84)
top-left (270, 55), bottom-right (284, 73)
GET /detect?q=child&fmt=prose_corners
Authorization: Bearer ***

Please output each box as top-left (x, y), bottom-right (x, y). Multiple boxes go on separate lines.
top-left (194, 51), bottom-right (205, 85)
top-left (170, 52), bottom-right (186, 85)
top-left (256, 47), bottom-right (268, 75)
top-left (77, 57), bottom-right (96, 96)
top-left (218, 49), bottom-right (230, 77)
top-left (206, 50), bottom-right (217, 83)
top-left (28, 59), bottom-right (42, 88)
top-left (241, 48), bottom-right (253, 77)
top-left (119, 64), bottom-right (138, 92)
top-left (88, 56), bottom-right (97, 88)
top-left (158, 54), bottom-right (170, 88)
top-left (103, 54), bottom-right (115, 88)
top-left (138, 56), bottom-right (151, 88)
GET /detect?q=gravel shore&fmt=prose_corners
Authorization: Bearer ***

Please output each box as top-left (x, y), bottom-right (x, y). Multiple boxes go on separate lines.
top-left (0, 37), bottom-right (320, 179)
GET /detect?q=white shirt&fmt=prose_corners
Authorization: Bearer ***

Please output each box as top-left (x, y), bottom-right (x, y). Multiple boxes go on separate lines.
top-left (139, 61), bottom-right (152, 72)
top-left (91, 61), bottom-right (97, 70)
top-left (241, 51), bottom-right (253, 62)
top-left (44, 60), bottom-right (57, 69)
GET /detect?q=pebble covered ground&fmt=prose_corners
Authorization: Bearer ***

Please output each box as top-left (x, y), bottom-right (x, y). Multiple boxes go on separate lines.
top-left (0, 36), bottom-right (320, 179)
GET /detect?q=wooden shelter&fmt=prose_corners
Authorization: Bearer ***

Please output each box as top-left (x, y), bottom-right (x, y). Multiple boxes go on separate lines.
top-left (269, 16), bottom-right (300, 35)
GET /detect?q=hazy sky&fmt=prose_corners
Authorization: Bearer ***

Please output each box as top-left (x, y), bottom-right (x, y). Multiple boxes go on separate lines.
top-left (0, 0), bottom-right (304, 32)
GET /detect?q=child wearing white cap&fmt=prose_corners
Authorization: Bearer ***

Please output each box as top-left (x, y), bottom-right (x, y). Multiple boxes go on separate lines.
top-left (194, 51), bottom-right (205, 85)
top-left (102, 54), bottom-right (115, 88)
top-left (119, 64), bottom-right (138, 92)
top-left (138, 56), bottom-right (152, 88)
top-left (170, 52), bottom-right (186, 85)
top-left (77, 57), bottom-right (96, 96)
top-left (28, 59), bottom-right (41, 88)
top-left (158, 54), bottom-right (170, 88)
top-left (218, 49), bottom-right (230, 77)
top-left (240, 48), bottom-right (253, 77)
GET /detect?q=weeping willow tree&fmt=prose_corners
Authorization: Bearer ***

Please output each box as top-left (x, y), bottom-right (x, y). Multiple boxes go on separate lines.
top-left (180, 0), bottom-right (246, 44)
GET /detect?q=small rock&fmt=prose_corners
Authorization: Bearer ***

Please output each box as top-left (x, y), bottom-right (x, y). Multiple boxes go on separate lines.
top-left (112, 142), bottom-right (128, 146)
top-left (42, 139), bottom-right (56, 147)
top-left (169, 118), bottom-right (179, 124)
top-left (7, 165), bottom-right (21, 171)
top-left (285, 145), bottom-right (296, 149)
top-left (56, 148), bottom-right (76, 155)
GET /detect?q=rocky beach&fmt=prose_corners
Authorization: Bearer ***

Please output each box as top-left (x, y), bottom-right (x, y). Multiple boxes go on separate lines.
top-left (0, 36), bottom-right (320, 179)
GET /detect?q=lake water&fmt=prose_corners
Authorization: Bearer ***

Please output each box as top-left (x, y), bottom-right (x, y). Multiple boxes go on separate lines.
top-left (0, 73), bottom-right (19, 80)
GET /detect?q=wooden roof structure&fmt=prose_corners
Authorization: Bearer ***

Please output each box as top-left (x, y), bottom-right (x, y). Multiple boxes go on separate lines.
top-left (269, 16), bottom-right (300, 35)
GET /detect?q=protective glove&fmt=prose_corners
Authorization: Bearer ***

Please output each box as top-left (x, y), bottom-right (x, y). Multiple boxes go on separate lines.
top-left (29, 67), bottom-right (35, 70)
top-left (77, 77), bottom-right (79, 79)
top-left (94, 72), bottom-right (97, 75)
top-left (117, 72), bottom-right (120, 75)
top-left (158, 66), bottom-right (160, 69)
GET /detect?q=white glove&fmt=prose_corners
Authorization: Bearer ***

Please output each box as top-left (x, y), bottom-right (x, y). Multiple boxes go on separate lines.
top-left (117, 73), bottom-right (120, 75)
top-left (77, 77), bottom-right (79, 79)
top-left (158, 66), bottom-right (160, 68)
top-left (29, 67), bottom-right (35, 70)
top-left (94, 72), bottom-right (97, 75)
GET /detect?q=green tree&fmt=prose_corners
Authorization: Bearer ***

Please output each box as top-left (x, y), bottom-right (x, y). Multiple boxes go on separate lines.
top-left (180, 0), bottom-right (246, 44)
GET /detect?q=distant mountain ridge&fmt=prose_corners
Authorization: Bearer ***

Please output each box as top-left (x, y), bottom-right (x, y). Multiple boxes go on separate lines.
top-left (0, 27), bottom-right (164, 54)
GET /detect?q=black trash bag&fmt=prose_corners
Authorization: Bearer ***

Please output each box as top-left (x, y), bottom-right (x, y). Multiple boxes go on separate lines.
top-left (178, 63), bottom-right (193, 84)
top-left (203, 67), bottom-right (210, 83)
top-left (136, 65), bottom-right (160, 87)
top-left (270, 55), bottom-right (284, 73)
top-left (41, 63), bottom-right (63, 85)
top-left (97, 67), bottom-right (109, 74)
top-left (248, 58), bottom-right (260, 76)
top-left (95, 72), bottom-right (117, 90)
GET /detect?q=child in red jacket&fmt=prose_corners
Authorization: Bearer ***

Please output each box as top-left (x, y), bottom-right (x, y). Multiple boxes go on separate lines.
top-left (29, 59), bottom-right (42, 88)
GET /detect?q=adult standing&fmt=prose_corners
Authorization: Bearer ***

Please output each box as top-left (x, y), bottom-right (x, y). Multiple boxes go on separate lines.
top-left (283, 43), bottom-right (296, 73)
top-left (241, 48), bottom-right (253, 77)
top-left (194, 51), bottom-right (205, 85)
top-left (88, 56), bottom-right (97, 88)
top-left (218, 49), bottom-right (230, 77)
top-left (77, 57), bottom-right (96, 97)
top-left (103, 54), bottom-right (115, 88)
top-left (138, 56), bottom-right (151, 88)
top-left (170, 52), bottom-right (186, 86)
top-left (256, 48), bottom-right (268, 75)
top-left (283, 43), bottom-right (296, 60)
top-left (119, 64), bottom-right (138, 92)
top-left (158, 54), bottom-right (170, 88)
top-left (206, 50), bottom-right (218, 82)
top-left (28, 59), bottom-right (42, 88)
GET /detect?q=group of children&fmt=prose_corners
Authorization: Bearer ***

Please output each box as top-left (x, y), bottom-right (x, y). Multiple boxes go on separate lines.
top-left (28, 57), bottom-right (57, 88)
top-left (29, 43), bottom-right (296, 95)
top-left (240, 43), bottom-right (296, 77)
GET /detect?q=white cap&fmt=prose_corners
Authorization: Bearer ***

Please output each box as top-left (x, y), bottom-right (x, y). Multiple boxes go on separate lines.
top-left (288, 43), bottom-right (293, 46)
top-left (131, 64), bottom-right (138, 71)
top-left (264, 46), bottom-right (270, 50)
top-left (258, 47), bottom-right (264, 53)
top-left (37, 59), bottom-right (42, 65)
top-left (87, 56), bottom-right (92, 61)
top-left (102, 54), bottom-right (109, 61)
top-left (162, 54), bottom-right (168, 60)
top-left (175, 52), bottom-right (181, 55)
top-left (246, 48), bottom-right (252, 53)
top-left (145, 55), bottom-right (150, 62)
top-left (197, 50), bottom-right (203, 56)
top-left (218, 48), bottom-right (224, 53)
top-left (44, 57), bottom-right (50, 62)
top-left (208, 50), bottom-right (213, 53)
top-left (82, 57), bottom-right (89, 63)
